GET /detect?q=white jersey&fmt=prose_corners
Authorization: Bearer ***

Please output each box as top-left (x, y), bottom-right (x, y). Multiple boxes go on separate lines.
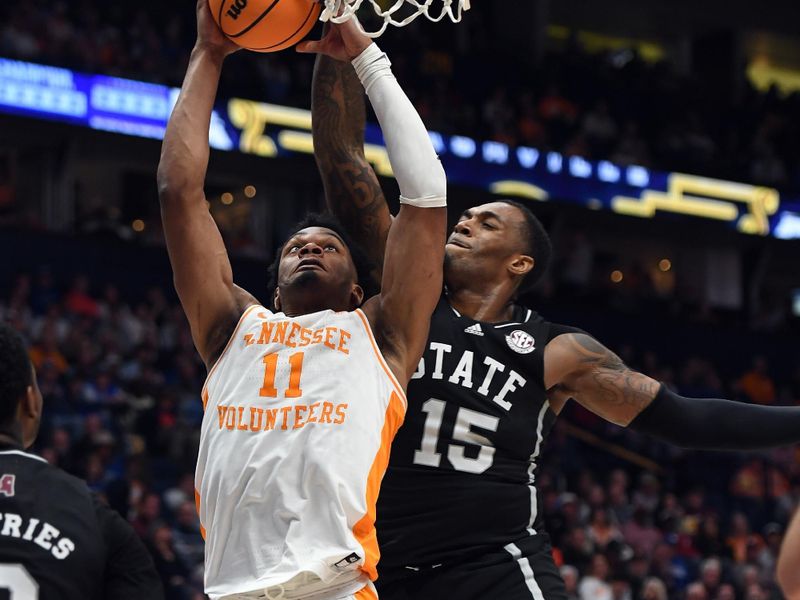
top-left (196, 305), bottom-right (406, 599)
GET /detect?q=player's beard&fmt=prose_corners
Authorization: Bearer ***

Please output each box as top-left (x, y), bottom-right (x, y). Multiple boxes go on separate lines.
top-left (293, 269), bottom-right (321, 288)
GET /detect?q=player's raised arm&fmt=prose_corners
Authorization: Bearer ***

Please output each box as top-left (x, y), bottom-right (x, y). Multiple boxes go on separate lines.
top-left (157, 0), bottom-right (255, 367)
top-left (544, 332), bottom-right (800, 449)
top-left (300, 19), bottom-right (446, 382)
top-left (304, 27), bottom-right (393, 283)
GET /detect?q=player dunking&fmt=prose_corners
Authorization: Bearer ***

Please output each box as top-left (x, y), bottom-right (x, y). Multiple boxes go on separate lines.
top-left (159, 3), bottom-right (446, 599)
top-left (307, 48), bottom-right (800, 600)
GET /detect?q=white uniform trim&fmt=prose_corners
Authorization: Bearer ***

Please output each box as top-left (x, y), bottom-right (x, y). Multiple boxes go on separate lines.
top-left (504, 543), bottom-right (545, 600)
top-left (526, 402), bottom-right (549, 535)
top-left (0, 449), bottom-right (47, 463)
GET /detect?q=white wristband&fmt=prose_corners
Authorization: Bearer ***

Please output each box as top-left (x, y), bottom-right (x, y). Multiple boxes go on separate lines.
top-left (399, 195), bottom-right (447, 208)
top-left (351, 43), bottom-right (391, 95)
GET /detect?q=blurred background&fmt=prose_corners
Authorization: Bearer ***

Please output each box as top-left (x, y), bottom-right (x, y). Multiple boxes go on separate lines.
top-left (1, 0), bottom-right (800, 598)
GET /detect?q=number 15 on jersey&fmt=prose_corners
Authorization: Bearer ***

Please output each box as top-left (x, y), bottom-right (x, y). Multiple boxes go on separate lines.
top-left (413, 398), bottom-right (499, 475)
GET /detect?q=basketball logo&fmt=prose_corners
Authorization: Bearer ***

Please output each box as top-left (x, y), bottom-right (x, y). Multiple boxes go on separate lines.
top-left (0, 474), bottom-right (15, 497)
top-left (505, 330), bottom-right (535, 355)
top-left (209, 0), bottom-right (321, 53)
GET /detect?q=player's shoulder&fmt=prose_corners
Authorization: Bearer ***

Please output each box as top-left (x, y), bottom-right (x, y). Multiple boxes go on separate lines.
top-left (508, 305), bottom-right (588, 344)
top-left (0, 449), bottom-right (95, 511)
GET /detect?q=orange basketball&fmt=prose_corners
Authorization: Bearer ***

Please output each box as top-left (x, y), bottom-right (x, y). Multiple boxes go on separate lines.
top-left (209, 0), bottom-right (322, 53)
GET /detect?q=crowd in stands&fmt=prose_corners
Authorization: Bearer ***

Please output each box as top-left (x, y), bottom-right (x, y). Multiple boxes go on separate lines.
top-left (2, 261), bottom-right (800, 600)
top-left (2, 1), bottom-right (800, 189)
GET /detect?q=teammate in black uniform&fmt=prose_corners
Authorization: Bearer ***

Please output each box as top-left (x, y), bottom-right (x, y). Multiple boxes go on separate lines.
top-left (306, 47), bottom-right (800, 600)
top-left (0, 324), bottom-right (163, 599)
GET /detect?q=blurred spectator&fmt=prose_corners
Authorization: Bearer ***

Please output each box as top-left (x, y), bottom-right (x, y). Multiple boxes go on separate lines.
top-left (641, 577), bottom-right (668, 600)
top-left (623, 507), bottom-right (663, 558)
top-left (578, 553), bottom-right (613, 600)
top-left (562, 564), bottom-right (581, 600)
top-left (737, 357), bottom-right (777, 405)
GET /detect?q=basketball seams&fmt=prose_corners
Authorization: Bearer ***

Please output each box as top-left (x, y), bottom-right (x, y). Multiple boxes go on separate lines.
top-left (249, 2), bottom-right (319, 51)
top-left (212, 0), bottom-right (320, 52)
top-left (224, 0), bottom-right (281, 38)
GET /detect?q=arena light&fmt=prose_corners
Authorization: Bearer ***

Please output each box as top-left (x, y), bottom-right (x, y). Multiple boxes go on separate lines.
top-left (221, 193), bottom-right (234, 205)
top-left (546, 152), bottom-right (563, 174)
top-left (516, 147), bottom-right (540, 169)
top-left (658, 259), bottom-right (672, 272)
top-left (626, 166), bottom-right (651, 187)
top-left (598, 161), bottom-right (621, 183)
top-left (450, 136), bottom-right (477, 158)
top-left (569, 156), bottom-right (592, 179)
top-left (611, 270), bottom-right (624, 283)
top-left (131, 219), bottom-right (145, 232)
top-left (482, 141), bottom-right (509, 165)
top-left (244, 186), bottom-right (257, 199)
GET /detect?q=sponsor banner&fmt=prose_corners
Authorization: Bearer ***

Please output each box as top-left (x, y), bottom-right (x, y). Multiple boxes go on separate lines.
top-left (2, 57), bottom-right (799, 238)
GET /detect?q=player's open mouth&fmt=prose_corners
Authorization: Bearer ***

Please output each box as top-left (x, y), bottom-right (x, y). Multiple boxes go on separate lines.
top-left (296, 258), bottom-right (324, 271)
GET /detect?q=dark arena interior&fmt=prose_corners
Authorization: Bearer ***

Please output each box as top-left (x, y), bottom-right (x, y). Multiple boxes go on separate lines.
top-left (1, 0), bottom-right (800, 598)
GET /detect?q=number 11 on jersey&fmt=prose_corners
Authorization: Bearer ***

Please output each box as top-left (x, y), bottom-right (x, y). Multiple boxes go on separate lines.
top-left (259, 351), bottom-right (305, 398)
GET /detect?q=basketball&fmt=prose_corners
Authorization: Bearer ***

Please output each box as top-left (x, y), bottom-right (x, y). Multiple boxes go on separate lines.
top-left (208, 0), bottom-right (322, 53)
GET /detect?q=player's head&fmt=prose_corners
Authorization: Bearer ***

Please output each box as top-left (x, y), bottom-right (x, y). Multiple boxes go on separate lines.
top-left (0, 324), bottom-right (43, 449)
top-left (445, 199), bottom-right (551, 297)
top-left (268, 213), bottom-right (376, 314)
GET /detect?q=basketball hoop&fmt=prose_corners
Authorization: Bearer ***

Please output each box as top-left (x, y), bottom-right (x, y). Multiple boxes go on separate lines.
top-left (319, 0), bottom-right (471, 38)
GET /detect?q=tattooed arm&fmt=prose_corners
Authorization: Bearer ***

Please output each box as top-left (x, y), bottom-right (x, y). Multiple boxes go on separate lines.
top-left (544, 333), bottom-right (659, 425)
top-left (545, 333), bottom-right (800, 450)
top-left (311, 46), bottom-right (393, 282)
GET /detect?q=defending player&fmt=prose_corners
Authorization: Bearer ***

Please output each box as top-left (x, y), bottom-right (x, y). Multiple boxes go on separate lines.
top-left (158, 3), bottom-right (446, 599)
top-left (307, 47), bottom-right (800, 600)
top-left (0, 324), bottom-right (163, 599)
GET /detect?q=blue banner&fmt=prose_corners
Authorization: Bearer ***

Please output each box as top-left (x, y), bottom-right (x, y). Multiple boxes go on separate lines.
top-left (2, 57), bottom-right (800, 239)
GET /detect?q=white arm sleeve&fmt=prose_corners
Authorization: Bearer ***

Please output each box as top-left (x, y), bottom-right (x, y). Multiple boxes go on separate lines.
top-left (351, 43), bottom-right (447, 207)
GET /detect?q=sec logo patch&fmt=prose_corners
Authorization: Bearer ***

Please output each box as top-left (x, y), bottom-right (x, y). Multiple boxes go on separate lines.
top-left (506, 330), bottom-right (535, 354)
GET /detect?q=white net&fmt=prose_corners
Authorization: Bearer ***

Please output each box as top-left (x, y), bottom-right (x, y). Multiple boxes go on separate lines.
top-left (319, 0), bottom-right (471, 38)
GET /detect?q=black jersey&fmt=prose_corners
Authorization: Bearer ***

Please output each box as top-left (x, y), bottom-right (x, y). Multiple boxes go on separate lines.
top-left (376, 296), bottom-right (579, 569)
top-left (0, 444), bottom-right (163, 600)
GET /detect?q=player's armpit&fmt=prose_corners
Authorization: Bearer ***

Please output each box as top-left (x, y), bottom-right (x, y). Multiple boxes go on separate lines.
top-left (312, 52), bottom-right (392, 284)
top-left (544, 333), bottom-right (659, 426)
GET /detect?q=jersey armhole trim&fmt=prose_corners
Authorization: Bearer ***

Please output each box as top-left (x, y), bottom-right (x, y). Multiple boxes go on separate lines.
top-left (0, 449), bottom-right (47, 463)
top-left (354, 309), bottom-right (407, 409)
top-left (201, 304), bottom-right (264, 404)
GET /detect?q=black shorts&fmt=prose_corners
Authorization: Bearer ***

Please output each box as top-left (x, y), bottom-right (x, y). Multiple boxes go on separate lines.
top-left (376, 534), bottom-right (567, 600)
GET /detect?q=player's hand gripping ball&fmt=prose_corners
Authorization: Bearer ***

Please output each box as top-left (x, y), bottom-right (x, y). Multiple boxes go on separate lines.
top-left (208, 0), bottom-right (322, 52)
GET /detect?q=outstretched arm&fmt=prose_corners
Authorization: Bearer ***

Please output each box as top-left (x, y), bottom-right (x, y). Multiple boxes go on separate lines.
top-left (157, 0), bottom-right (255, 367)
top-left (305, 28), bottom-right (392, 283)
top-left (545, 333), bottom-right (800, 450)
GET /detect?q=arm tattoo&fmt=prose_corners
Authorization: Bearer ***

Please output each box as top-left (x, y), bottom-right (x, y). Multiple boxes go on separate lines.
top-left (312, 55), bottom-right (389, 281)
top-left (564, 333), bottom-right (659, 415)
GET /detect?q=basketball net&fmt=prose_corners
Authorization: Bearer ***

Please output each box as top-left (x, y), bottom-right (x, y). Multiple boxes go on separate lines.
top-left (319, 0), bottom-right (471, 37)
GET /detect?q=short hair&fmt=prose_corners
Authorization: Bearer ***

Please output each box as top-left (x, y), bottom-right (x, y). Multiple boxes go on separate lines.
top-left (497, 199), bottom-right (552, 292)
top-left (0, 324), bottom-right (33, 425)
top-left (267, 212), bottom-right (377, 310)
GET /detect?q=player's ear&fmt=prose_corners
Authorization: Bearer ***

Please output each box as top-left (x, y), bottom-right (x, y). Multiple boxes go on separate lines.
top-left (350, 284), bottom-right (365, 308)
top-left (21, 386), bottom-right (36, 419)
top-left (508, 254), bottom-right (534, 278)
top-left (273, 287), bottom-right (282, 311)
top-left (22, 367), bottom-right (40, 421)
